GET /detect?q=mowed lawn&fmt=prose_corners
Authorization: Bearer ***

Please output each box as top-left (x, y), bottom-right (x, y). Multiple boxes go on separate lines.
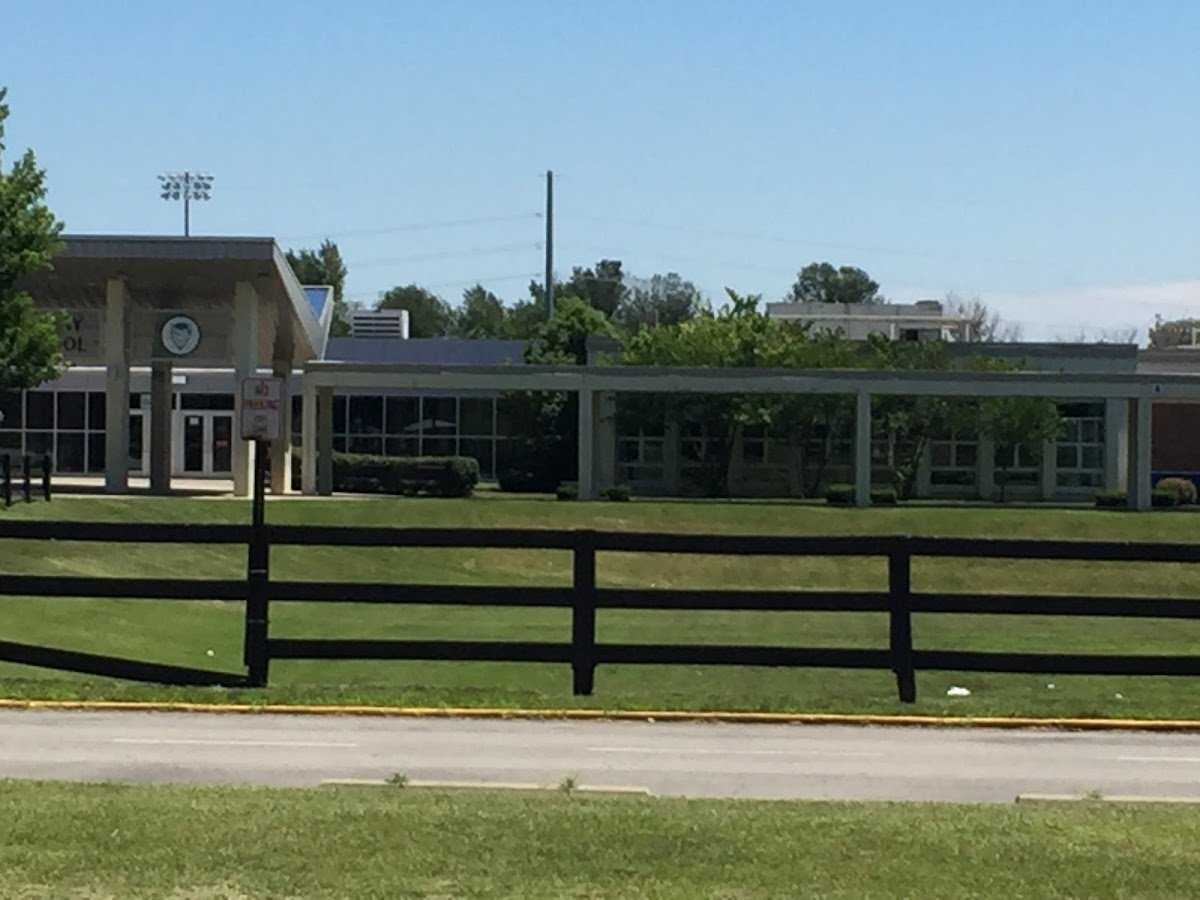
top-left (2, 780), bottom-right (1199, 899)
top-left (1, 493), bottom-right (1200, 718)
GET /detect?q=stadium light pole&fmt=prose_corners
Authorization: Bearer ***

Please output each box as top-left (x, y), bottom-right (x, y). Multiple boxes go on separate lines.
top-left (158, 172), bottom-right (213, 236)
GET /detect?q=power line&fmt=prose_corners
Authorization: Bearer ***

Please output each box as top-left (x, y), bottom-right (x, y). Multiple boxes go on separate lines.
top-left (279, 213), bottom-right (541, 244)
top-left (350, 271), bottom-right (541, 299)
top-left (559, 213), bottom-right (1065, 271)
top-left (350, 242), bottom-right (542, 269)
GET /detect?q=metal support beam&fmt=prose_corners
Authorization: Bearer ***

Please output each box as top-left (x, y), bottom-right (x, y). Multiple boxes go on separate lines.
top-left (317, 386), bottom-right (334, 496)
top-left (854, 390), bottom-right (871, 507)
top-left (1127, 397), bottom-right (1152, 511)
top-left (103, 279), bottom-right (130, 494)
top-left (231, 281), bottom-right (259, 498)
top-left (578, 387), bottom-right (594, 500)
top-left (148, 360), bottom-right (172, 495)
top-left (301, 383), bottom-right (317, 495)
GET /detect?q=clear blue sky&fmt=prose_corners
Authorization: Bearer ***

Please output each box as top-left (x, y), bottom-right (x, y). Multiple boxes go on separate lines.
top-left (4, 0), bottom-right (1198, 340)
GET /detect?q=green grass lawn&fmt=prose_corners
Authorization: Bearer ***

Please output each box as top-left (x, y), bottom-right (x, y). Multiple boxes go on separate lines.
top-left (1, 493), bottom-right (1199, 718)
top-left (2, 780), bottom-right (1198, 899)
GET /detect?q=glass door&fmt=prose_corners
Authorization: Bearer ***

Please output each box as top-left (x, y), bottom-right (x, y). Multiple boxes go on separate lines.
top-left (211, 414), bottom-right (233, 474)
top-left (128, 412), bottom-right (148, 474)
top-left (182, 414), bottom-right (205, 473)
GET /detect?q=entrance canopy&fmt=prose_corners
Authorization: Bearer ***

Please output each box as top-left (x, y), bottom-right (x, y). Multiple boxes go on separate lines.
top-left (24, 235), bottom-right (324, 368)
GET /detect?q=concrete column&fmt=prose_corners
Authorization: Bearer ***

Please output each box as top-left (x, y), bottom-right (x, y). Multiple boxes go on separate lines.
top-left (103, 279), bottom-right (131, 493)
top-left (1127, 397), bottom-right (1152, 511)
top-left (595, 392), bottom-right (617, 494)
top-left (230, 281), bottom-right (259, 498)
top-left (317, 386), bottom-right (334, 495)
top-left (577, 385), bottom-right (595, 499)
top-left (269, 364), bottom-right (292, 495)
top-left (1104, 398), bottom-right (1127, 490)
top-left (977, 436), bottom-right (996, 500)
top-left (300, 383), bottom-right (317, 494)
top-left (148, 360), bottom-right (172, 494)
top-left (1040, 441), bottom-right (1057, 501)
top-left (662, 413), bottom-right (681, 496)
top-left (915, 443), bottom-right (932, 499)
top-left (854, 390), bottom-right (871, 507)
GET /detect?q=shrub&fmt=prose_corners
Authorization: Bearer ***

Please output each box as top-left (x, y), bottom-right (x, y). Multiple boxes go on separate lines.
top-left (1155, 477), bottom-right (1198, 505)
top-left (498, 468), bottom-right (558, 493)
top-left (1094, 489), bottom-right (1127, 508)
top-left (555, 483), bottom-right (579, 501)
top-left (825, 483), bottom-right (855, 506)
top-left (1152, 489), bottom-right (1179, 509)
top-left (870, 487), bottom-right (898, 506)
top-left (604, 485), bottom-right (631, 502)
top-left (332, 453), bottom-right (479, 498)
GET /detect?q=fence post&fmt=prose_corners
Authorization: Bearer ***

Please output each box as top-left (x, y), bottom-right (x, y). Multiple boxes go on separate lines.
top-left (22, 455), bottom-right (31, 504)
top-left (571, 530), bottom-right (597, 695)
top-left (888, 545), bottom-right (916, 703)
top-left (2, 455), bottom-right (10, 507)
top-left (41, 453), bottom-right (51, 502)
top-left (244, 440), bottom-right (271, 687)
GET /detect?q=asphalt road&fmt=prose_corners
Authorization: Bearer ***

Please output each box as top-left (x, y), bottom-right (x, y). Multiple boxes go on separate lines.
top-left (3, 710), bottom-right (1200, 802)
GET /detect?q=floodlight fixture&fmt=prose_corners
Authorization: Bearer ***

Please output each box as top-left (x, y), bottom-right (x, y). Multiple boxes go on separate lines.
top-left (158, 171), bottom-right (213, 236)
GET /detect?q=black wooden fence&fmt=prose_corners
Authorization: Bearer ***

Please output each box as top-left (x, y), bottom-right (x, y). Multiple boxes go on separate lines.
top-left (1, 454), bottom-right (52, 507)
top-left (0, 520), bottom-right (1198, 701)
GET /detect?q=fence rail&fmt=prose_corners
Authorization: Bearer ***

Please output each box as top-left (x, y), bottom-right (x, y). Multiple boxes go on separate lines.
top-left (0, 520), bottom-right (1196, 701)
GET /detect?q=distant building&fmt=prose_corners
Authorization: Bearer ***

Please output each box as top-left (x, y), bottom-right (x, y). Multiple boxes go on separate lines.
top-left (764, 299), bottom-right (972, 342)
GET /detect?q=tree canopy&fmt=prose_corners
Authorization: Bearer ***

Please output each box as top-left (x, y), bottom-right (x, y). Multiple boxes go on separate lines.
top-left (376, 284), bottom-right (455, 338)
top-left (286, 239), bottom-right (349, 336)
top-left (0, 88), bottom-right (65, 397)
top-left (452, 284), bottom-right (506, 339)
top-left (615, 272), bottom-right (707, 330)
top-left (787, 262), bottom-right (881, 305)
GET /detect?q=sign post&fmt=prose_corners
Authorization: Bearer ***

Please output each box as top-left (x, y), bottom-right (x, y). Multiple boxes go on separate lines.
top-left (240, 377), bottom-right (282, 687)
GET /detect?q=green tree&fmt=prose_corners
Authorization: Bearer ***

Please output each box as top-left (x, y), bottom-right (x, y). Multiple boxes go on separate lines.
top-left (286, 239), bottom-right (350, 336)
top-left (499, 298), bottom-right (547, 340)
top-left (787, 262), bottom-right (881, 305)
top-left (0, 88), bottom-right (65, 401)
top-left (616, 272), bottom-right (707, 330)
top-left (452, 284), bottom-right (506, 338)
top-left (376, 284), bottom-right (454, 338)
top-left (530, 258), bottom-right (627, 318)
top-left (978, 393), bottom-right (1064, 502)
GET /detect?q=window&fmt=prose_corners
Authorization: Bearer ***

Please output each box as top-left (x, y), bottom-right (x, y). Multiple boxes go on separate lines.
top-left (27, 392), bottom-right (53, 429)
top-left (0, 392), bottom-right (21, 430)
top-left (617, 429), bottom-right (665, 484)
top-left (56, 392), bottom-right (85, 429)
top-left (385, 397), bottom-right (419, 434)
top-left (930, 433), bottom-right (978, 487)
top-left (995, 443), bottom-right (1040, 486)
top-left (742, 426), bottom-right (769, 466)
top-left (1056, 402), bottom-right (1104, 489)
top-left (181, 393), bottom-right (235, 410)
top-left (348, 396), bottom-right (383, 435)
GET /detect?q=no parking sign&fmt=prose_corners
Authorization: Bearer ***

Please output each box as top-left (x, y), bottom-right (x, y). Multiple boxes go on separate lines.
top-left (240, 377), bottom-right (283, 441)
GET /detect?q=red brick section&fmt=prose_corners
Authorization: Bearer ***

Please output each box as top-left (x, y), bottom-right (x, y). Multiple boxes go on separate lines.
top-left (1152, 403), bottom-right (1200, 472)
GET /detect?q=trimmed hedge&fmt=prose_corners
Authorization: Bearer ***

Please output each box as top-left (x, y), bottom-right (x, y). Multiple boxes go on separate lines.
top-left (555, 483), bottom-right (579, 501)
top-left (332, 453), bottom-right (480, 498)
top-left (870, 487), bottom-right (898, 506)
top-left (604, 485), bottom-right (632, 502)
top-left (1155, 477), bottom-right (1198, 505)
top-left (498, 468), bottom-right (559, 494)
top-left (827, 484), bottom-right (898, 506)
top-left (1152, 489), bottom-right (1180, 508)
top-left (825, 484), bottom-right (855, 506)
top-left (1095, 489), bottom-right (1126, 508)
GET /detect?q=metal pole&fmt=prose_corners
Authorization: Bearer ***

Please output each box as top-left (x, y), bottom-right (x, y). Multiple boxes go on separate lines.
top-left (244, 439), bottom-right (270, 686)
top-left (184, 172), bottom-right (190, 237)
top-left (544, 169), bottom-right (554, 320)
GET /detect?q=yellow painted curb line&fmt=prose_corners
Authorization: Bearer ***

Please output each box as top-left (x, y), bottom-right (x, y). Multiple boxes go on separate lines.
top-left (2, 698), bottom-right (1200, 732)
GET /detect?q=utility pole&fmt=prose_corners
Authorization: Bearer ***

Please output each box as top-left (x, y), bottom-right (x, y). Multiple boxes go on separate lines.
top-left (544, 169), bottom-right (554, 320)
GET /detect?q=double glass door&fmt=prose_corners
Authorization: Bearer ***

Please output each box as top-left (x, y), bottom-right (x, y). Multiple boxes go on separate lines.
top-left (179, 412), bottom-right (233, 475)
